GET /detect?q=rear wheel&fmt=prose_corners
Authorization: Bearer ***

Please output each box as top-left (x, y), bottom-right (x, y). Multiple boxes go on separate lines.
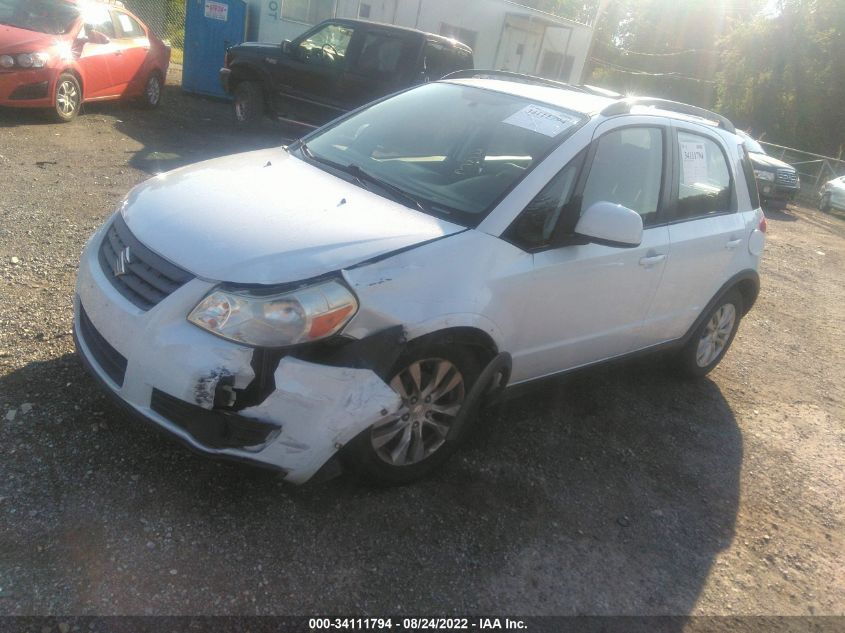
top-left (52, 73), bottom-right (81, 122)
top-left (233, 81), bottom-right (264, 127)
top-left (343, 342), bottom-right (480, 485)
top-left (677, 290), bottom-right (744, 378)
top-left (139, 71), bottom-right (163, 109)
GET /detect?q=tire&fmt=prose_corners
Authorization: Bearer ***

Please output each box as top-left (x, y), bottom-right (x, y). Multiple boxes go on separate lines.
top-left (138, 71), bottom-right (163, 109)
top-left (819, 194), bottom-right (831, 213)
top-left (343, 340), bottom-right (481, 485)
top-left (52, 73), bottom-right (81, 122)
top-left (677, 289), bottom-right (744, 378)
top-left (233, 81), bottom-right (264, 127)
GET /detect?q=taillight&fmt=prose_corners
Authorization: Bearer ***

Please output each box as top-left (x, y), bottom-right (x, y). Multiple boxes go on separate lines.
top-left (759, 216), bottom-right (768, 233)
top-left (224, 52), bottom-right (231, 68)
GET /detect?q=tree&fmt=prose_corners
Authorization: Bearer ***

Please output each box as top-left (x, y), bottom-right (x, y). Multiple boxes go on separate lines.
top-left (716, 0), bottom-right (845, 156)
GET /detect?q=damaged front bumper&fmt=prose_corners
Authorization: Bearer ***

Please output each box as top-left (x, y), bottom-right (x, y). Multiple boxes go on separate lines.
top-left (73, 224), bottom-right (402, 484)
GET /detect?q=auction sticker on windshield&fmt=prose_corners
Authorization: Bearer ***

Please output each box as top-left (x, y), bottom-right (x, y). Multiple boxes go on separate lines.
top-left (503, 104), bottom-right (578, 137)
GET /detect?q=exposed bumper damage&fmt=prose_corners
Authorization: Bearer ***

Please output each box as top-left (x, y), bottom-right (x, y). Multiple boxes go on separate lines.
top-left (73, 222), bottom-right (409, 484)
top-left (238, 358), bottom-right (402, 483)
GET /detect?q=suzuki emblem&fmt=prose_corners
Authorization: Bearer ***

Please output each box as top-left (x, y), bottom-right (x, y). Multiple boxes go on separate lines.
top-left (112, 246), bottom-right (131, 277)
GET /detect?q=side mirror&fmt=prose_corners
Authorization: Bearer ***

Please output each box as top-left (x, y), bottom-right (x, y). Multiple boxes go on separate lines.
top-left (281, 40), bottom-right (292, 55)
top-left (574, 201), bottom-right (643, 247)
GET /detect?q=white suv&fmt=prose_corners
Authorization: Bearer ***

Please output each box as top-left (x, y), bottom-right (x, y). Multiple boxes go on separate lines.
top-left (74, 72), bottom-right (766, 485)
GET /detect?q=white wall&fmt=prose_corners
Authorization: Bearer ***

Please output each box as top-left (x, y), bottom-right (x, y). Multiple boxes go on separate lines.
top-left (247, 0), bottom-right (592, 82)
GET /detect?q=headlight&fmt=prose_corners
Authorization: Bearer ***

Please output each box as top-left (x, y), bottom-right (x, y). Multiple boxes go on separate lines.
top-left (754, 170), bottom-right (775, 182)
top-left (0, 55), bottom-right (14, 69)
top-left (188, 279), bottom-right (358, 347)
top-left (15, 52), bottom-right (49, 68)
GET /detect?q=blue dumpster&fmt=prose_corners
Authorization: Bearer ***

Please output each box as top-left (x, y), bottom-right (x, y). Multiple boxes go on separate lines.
top-left (183, 0), bottom-right (248, 98)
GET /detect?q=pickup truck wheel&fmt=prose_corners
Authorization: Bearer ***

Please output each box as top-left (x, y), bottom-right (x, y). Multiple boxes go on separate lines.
top-left (343, 343), bottom-right (481, 485)
top-left (233, 81), bottom-right (264, 127)
top-left (677, 289), bottom-right (743, 378)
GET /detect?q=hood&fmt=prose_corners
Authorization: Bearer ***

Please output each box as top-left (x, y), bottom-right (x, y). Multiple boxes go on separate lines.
top-left (748, 151), bottom-right (795, 172)
top-left (121, 148), bottom-right (466, 285)
top-left (0, 24), bottom-right (62, 52)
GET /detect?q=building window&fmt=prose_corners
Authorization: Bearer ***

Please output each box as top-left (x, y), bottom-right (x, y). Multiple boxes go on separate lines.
top-left (439, 23), bottom-right (477, 49)
top-left (282, 0), bottom-right (336, 25)
top-left (359, 3), bottom-right (371, 18)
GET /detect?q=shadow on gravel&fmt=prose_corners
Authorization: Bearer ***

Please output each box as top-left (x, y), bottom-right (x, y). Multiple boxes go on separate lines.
top-left (0, 349), bottom-right (741, 617)
top-left (763, 207), bottom-right (798, 222)
top-left (0, 85), bottom-right (307, 173)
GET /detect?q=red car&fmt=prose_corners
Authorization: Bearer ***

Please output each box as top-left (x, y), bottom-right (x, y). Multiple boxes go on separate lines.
top-left (0, 0), bottom-right (170, 121)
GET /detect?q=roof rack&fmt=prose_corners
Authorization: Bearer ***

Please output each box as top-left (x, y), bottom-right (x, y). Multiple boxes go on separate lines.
top-left (601, 97), bottom-right (736, 134)
top-left (441, 69), bottom-right (595, 95)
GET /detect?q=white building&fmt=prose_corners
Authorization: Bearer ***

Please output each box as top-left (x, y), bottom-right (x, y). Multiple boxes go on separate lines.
top-left (246, 0), bottom-right (594, 83)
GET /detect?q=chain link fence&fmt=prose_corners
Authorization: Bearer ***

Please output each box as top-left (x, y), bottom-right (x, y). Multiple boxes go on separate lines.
top-left (124, 0), bottom-right (186, 65)
top-left (760, 141), bottom-right (845, 204)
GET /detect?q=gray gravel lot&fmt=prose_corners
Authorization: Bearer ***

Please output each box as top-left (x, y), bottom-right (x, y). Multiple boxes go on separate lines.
top-left (0, 76), bottom-right (843, 617)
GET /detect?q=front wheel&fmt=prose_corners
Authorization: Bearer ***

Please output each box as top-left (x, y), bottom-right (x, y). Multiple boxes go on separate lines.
top-left (233, 81), bottom-right (264, 127)
top-left (52, 73), bottom-right (81, 122)
top-left (677, 290), bottom-right (744, 378)
top-left (819, 193), bottom-right (831, 213)
top-left (343, 342), bottom-right (480, 485)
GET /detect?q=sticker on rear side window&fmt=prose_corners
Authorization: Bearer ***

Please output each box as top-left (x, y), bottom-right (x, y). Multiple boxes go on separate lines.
top-left (503, 105), bottom-right (579, 137)
top-left (680, 139), bottom-right (708, 184)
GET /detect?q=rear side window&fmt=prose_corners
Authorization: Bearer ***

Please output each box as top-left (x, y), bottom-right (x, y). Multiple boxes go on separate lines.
top-left (674, 131), bottom-right (734, 220)
top-left (355, 31), bottom-right (417, 79)
top-left (739, 144), bottom-right (761, 209)
top-left (114, 11), bottom-right (145, 38)
top-left (424, 40), bottom-right (472, 80)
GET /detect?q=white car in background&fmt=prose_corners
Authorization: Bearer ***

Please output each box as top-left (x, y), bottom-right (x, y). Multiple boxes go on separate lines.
top-left (819, 175), bottom-right (845, 212)
top-left (74, 71), bottom-right (766, 485)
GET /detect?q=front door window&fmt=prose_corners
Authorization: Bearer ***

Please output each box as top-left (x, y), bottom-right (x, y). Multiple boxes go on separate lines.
top-left (297, 23), bottom-right (355, 67)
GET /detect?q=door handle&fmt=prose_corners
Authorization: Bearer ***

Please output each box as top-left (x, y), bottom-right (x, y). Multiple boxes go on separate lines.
top-left (639, 253), bottom-right (666, 267)
top-left (113, 50), bottom-right (123, 56)
top-left (726, 237), bottom-right (743, 249)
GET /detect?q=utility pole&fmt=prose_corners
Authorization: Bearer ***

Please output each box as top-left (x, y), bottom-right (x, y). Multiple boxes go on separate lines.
top-left (582, 0), bottom-right (610, 83)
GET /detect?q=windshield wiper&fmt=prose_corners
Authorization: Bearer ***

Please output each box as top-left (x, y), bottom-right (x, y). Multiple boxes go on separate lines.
top-left (300, 143), bottom-right (429, 213)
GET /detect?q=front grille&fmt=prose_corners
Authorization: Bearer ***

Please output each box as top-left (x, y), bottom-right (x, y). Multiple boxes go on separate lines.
top-left (150, 389), bottom-right (281, 451)
top-left (78, 304), bottom-right (128, 387)
top-left (98, 214), bottom-right (194, 311)
top-left (776, 169), bottom-right (799, 187)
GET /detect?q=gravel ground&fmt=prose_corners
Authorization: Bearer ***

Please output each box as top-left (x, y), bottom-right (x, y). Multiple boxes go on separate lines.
top-left (0, 74), bottom-right (843, 617)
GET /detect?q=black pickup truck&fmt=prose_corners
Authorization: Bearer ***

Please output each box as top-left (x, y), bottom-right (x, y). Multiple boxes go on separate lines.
top-left (220, 19), bottom-right (473, 128)
top-left (737, 130), bottom-right (800, 210)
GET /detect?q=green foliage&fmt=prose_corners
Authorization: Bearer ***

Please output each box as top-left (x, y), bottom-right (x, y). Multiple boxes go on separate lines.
top-left (584, 0), bottom-right (844, 156)
top-left (716, 0), bottom-right (845, 156)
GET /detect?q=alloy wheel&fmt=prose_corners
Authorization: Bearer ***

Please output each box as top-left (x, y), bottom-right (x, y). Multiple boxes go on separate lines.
top-left (146, 75), bottom-right (161, 105)
top-left (370, 358), bottom-right (466, 466)
top-left (696, 304), bottom-right (736, 367)
top-left (56, 79), bottom-right (79, 117)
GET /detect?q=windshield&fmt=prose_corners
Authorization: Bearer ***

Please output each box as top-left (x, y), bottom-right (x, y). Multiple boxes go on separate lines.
top-left (0, 0), bottom-right (80, 35)
top-left (299, 82), bottom-right (584, 227)
top-left (738, 130), bottom-right (766, 155)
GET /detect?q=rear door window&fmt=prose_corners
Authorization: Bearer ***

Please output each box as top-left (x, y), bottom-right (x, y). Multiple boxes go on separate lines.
top-left (113, 11), bottom-right (145, 38)
top-left (673, 131), bottom-right (735, 220)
